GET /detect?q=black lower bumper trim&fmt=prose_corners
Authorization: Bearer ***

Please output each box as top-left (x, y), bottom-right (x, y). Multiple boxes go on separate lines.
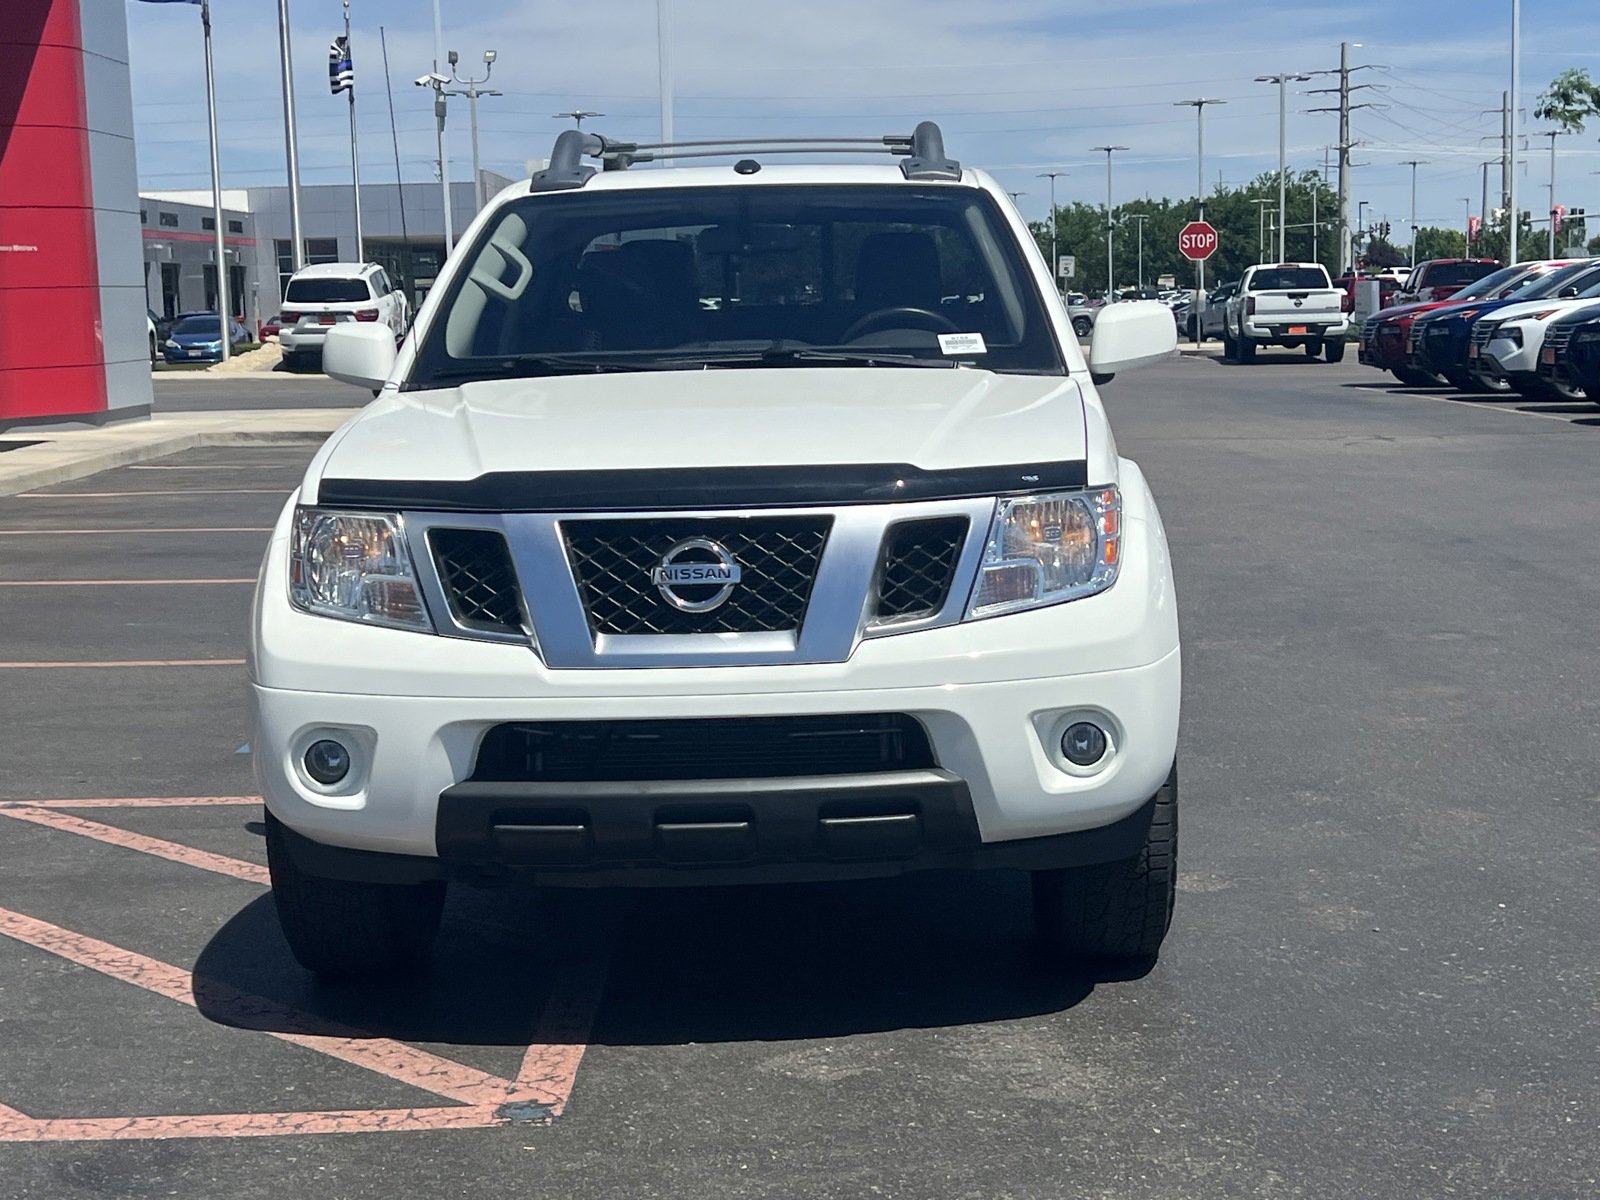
top-left (273, 781), bottom-right (1159, 889)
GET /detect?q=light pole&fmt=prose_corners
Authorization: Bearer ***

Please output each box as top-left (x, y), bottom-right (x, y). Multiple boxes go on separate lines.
top-left (1175, 98), bottom-right (1225, 346)
top-left (276, 0), bottom-right (304, 274)
top-left (414, 70), bottom-right (452, 247)
top-left (1510, 0), bottom-right (1520, 263)
top-left (1400, 159), bottom-right (1428, 266)
top-left (1257, 72), bottom-right (1312, 261)
top-left (1127, 213), bottom-right (1148, 290)
top-left (554, 110), bottom-right (604, 128)
top-left (656, 0), bottom-right (674, 163)
top-left (1252, 198), bottom-right (1274, 258)
top-left (1538, 129), bottom-right (1567, 256)
top-left (1091, 145), bottom-right (1127, 297)
top-left (1006, 190), bottom-right (1027, 204)
top-left (446, 49), bottom-right (501, 213)
top-left (1037, 171), bottom-right (1067, 291)
top-left (1460, 198), bottom-right (1473, 254)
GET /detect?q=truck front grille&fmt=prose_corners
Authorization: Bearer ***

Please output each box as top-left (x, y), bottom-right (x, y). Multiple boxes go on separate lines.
top-left (872, 516), bottom-right (968, 623)
top-left (1470, 321), bottom-right (1497, 349)
top-left (469, 713), bottom-right (936, 782)
top-left (1545, 324), bottom-right (1575, 361)
top-left (429, 528), bottom-right (526, 635)
top-left (562, 516), bottom-right (831, 636)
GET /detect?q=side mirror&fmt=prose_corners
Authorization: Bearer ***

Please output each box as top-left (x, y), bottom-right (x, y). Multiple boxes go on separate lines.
top-left (322, 323), bottom-right (397, 390)
top-left (1559, 286), bottom-right (1580, 298)
top-left (1087, 300), bottom-right (1177, 384)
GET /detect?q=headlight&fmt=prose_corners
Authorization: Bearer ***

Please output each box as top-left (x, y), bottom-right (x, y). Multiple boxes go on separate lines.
top-left (164, 339), bottom-right (179, 349)
top-left (289, 508), bottom-right (432, 631)
top-left (966, 487), bottom-right (1120, 620)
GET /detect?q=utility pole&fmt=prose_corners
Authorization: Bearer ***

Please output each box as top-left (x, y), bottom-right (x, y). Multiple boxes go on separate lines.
top-left (1510, 0), bottom-right (1521, 264)
top-left (1091, 145), bottom-right (1127, 298)
top-left (1258, 72), bottom-right (1312, 262)
top-left (1175, 98), bottom-right (1225, 346)
top-left (1037, 171), bottom-right (1068, 292)
top-left (1401, 160), bottom-right (1427, 266)
top-left (446, 49), bottom-right (501, 213)
top-left (1308, 42), bottom-right (1384, 276)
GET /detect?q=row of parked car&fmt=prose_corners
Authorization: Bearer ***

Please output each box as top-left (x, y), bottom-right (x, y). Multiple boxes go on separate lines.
top-left (1359, 258), bottom-right (1600, 402)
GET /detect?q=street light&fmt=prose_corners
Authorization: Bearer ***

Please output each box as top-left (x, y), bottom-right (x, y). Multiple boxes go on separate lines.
top-left (1090, 145), bottom-right (1128, 297)
top-left (1400, 160), bottom-right (1428, 267)
top-left (553, 109), bottom-right (604, 128)
top-left (1257, 72), bottom-right (1312, 261)
top-left (1175, 99), bottom-right (1225, 347)
top-left (1252, 198), bottom-right (1274, 259)
top-left (445, 49), bottom-right (501, 213)
top-left (1538, 129), bottom-right (1570, 256)
top-left (1126, 213), bottom-right (1148, 290)
top-left (1006, 190), bottom-right (1027, 203)
top-left (1037, 171), bottom-right (1068, 291)
top-left (414, 70), bottom-right (452, 247)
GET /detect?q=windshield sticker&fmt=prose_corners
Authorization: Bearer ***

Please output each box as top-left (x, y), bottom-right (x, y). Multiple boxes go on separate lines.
top-left (937, 332), bottom-right (988, 356)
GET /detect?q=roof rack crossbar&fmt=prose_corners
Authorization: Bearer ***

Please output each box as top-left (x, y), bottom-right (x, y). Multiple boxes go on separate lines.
top-left (531, 121), bottom-right (959, 190)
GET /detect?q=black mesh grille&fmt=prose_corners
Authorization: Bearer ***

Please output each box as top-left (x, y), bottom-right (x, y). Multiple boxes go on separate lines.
top-left (873, 517), bottom-right (968, 622)
top-left (1546, 324), bottom-right (1575, 358)
top-left (430, 528), bottom-right (525, 635)
top-left (469, 714), bottom-right (935, 782)
top-left (563, 517), bottom-right (831, 636)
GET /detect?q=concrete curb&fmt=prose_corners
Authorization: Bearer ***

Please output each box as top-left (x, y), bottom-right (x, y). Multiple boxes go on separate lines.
top-left (0, 410), bottom-right (353, 497)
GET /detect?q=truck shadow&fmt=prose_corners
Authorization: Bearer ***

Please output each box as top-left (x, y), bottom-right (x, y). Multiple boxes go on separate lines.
top-left (191, 872), bottom-right (1105, 1049)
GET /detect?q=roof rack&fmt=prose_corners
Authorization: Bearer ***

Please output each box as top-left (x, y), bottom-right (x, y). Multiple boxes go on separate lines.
top-left (530, 120), bottom-right (960, 192)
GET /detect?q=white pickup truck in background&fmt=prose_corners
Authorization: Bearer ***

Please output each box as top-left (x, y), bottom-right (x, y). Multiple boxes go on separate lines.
top-left (1222, 263), bottom-right (1351, 363)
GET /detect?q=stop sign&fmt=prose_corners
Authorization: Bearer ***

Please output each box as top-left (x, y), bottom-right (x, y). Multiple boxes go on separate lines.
top-left (1179, 220), bottom-right (1218, 261)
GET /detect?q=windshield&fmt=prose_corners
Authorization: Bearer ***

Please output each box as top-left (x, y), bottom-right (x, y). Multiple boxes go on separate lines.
top-left (1517, 262), bottom-right (1600, 300)
top-left (286, 278), bottom-right (371, 304)
top-left (1452, 264), bottom-right (1530, 299)
top-left (172, 316), bottom-right (225, 335)
top-left (409, 184), bottom-right (1064, 385)
top-left (1247, 266), bottom-right (1330, 291)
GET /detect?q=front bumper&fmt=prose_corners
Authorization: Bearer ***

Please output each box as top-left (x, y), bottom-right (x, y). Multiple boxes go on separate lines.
top-left (251, 465), bottom-right (1182, 873)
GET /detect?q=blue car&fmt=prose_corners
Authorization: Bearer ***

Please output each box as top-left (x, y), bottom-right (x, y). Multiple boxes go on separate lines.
top-left (161, 313), bottom-right (250, 363)
top-left (1411, 261), bottom-right (1600, 391)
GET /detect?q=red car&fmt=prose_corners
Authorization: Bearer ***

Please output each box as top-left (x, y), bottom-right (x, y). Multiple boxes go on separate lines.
top-left (1358, 262), bottom-right (1532, 386)
top-left (260, 314), bottom-right (286, 340)
top-left (1394, 258), bottom-right (1500, 304)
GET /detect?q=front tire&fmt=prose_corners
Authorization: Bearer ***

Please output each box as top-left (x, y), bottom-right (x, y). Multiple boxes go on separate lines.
top-left (1323, 338), bottom-right (1346, 363)
top-left (1032, 765), bottom-right (1178, 968)
top-left (1072, 316), bottom-right (1093, 338)
top-left (265, 812), bottom-right (446, 982)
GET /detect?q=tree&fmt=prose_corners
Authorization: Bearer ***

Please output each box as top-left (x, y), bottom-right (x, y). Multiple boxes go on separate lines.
top-left (1360, 236), bottom-right (1407, 269)
top-left (1535, 69), bottom-right (1600, 135)
top-left (1413, 227), bottom-right (1468, 261)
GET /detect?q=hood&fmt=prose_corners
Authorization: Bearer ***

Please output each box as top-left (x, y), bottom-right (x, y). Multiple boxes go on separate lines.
top-left (1485, 297), bottom-right (1597, 325)
top-left (1372, 299), bottom-right (1458, 322)
top-left (311, 367), bottom-right (1088, 501)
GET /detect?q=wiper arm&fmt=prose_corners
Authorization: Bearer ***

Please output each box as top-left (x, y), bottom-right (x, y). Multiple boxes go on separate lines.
top-left (426, 352), bottom-right (694, 380)
top-left (662, 342), bottom-right (959, 369)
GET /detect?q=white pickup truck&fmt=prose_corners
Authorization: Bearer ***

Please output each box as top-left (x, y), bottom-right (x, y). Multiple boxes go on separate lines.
top-left (1223, 262), bottom-right (1350, 363)
top-left (250, 122), bottom-right (1183, 983)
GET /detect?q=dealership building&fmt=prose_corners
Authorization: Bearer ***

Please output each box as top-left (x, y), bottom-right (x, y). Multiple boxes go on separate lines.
top-left (2, 0), bottom-right (509, 431)
top-left (140, 175), bottom-right (508, 333)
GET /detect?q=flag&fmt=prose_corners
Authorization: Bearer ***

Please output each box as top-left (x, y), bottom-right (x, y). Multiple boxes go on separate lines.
top-left (329, 36), bottom-right (354, 94)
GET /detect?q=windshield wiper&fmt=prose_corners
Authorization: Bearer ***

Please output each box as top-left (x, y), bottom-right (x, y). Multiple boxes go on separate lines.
top-left (425, 352), bottom-right (696, 381)
top-left (662, 342), bottom-right (960, 369)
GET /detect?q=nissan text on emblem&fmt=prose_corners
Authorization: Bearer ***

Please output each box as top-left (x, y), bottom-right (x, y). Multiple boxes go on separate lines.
top-left (651, 538), bottom-right (742, 612)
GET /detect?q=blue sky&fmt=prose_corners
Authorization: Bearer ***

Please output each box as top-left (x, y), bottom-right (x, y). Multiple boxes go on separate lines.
top-left (127, 0), bottom-right (1600, 244)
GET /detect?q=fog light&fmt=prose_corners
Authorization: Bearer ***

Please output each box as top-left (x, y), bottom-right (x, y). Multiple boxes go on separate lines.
top-left (303, 739), bottom-right (351, 786)
top-left (1061, 722), bottom-right (1107, 767)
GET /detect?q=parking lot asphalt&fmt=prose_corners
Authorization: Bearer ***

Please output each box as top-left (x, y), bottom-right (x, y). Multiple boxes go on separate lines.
top-left (153, 375), bottom-right (360, 412)
top-left (2, 355), bottom-right (1598, 1198)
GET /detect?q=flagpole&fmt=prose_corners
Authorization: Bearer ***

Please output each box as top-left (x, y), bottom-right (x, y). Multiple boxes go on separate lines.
top-left (343, 0), bottom-right (363, 260)
top-left (201, 0), bottom-right (230, 360)
top-left (277, 0), bottom-right (305, 274)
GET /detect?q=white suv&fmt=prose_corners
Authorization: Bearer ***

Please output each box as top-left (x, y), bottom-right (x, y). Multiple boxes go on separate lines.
top-left (278, 261), bottom-right (408, 371)
top-left (250, 124), bottom-right (1182, 981)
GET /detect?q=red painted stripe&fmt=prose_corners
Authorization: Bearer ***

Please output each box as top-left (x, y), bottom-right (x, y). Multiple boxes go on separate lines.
top-left (0, 907), bottom-right (531, 1109)
top-left (0, 806), bottom-right (268, 884)
top-left (515, 956), bottom-right (610, 1115)
top-left (142, 229), bottom-right (258, 248)
top-left (0, 1105), bottom-right (509, 1143)
top-left (4, 796), bottom-right (259, 808)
